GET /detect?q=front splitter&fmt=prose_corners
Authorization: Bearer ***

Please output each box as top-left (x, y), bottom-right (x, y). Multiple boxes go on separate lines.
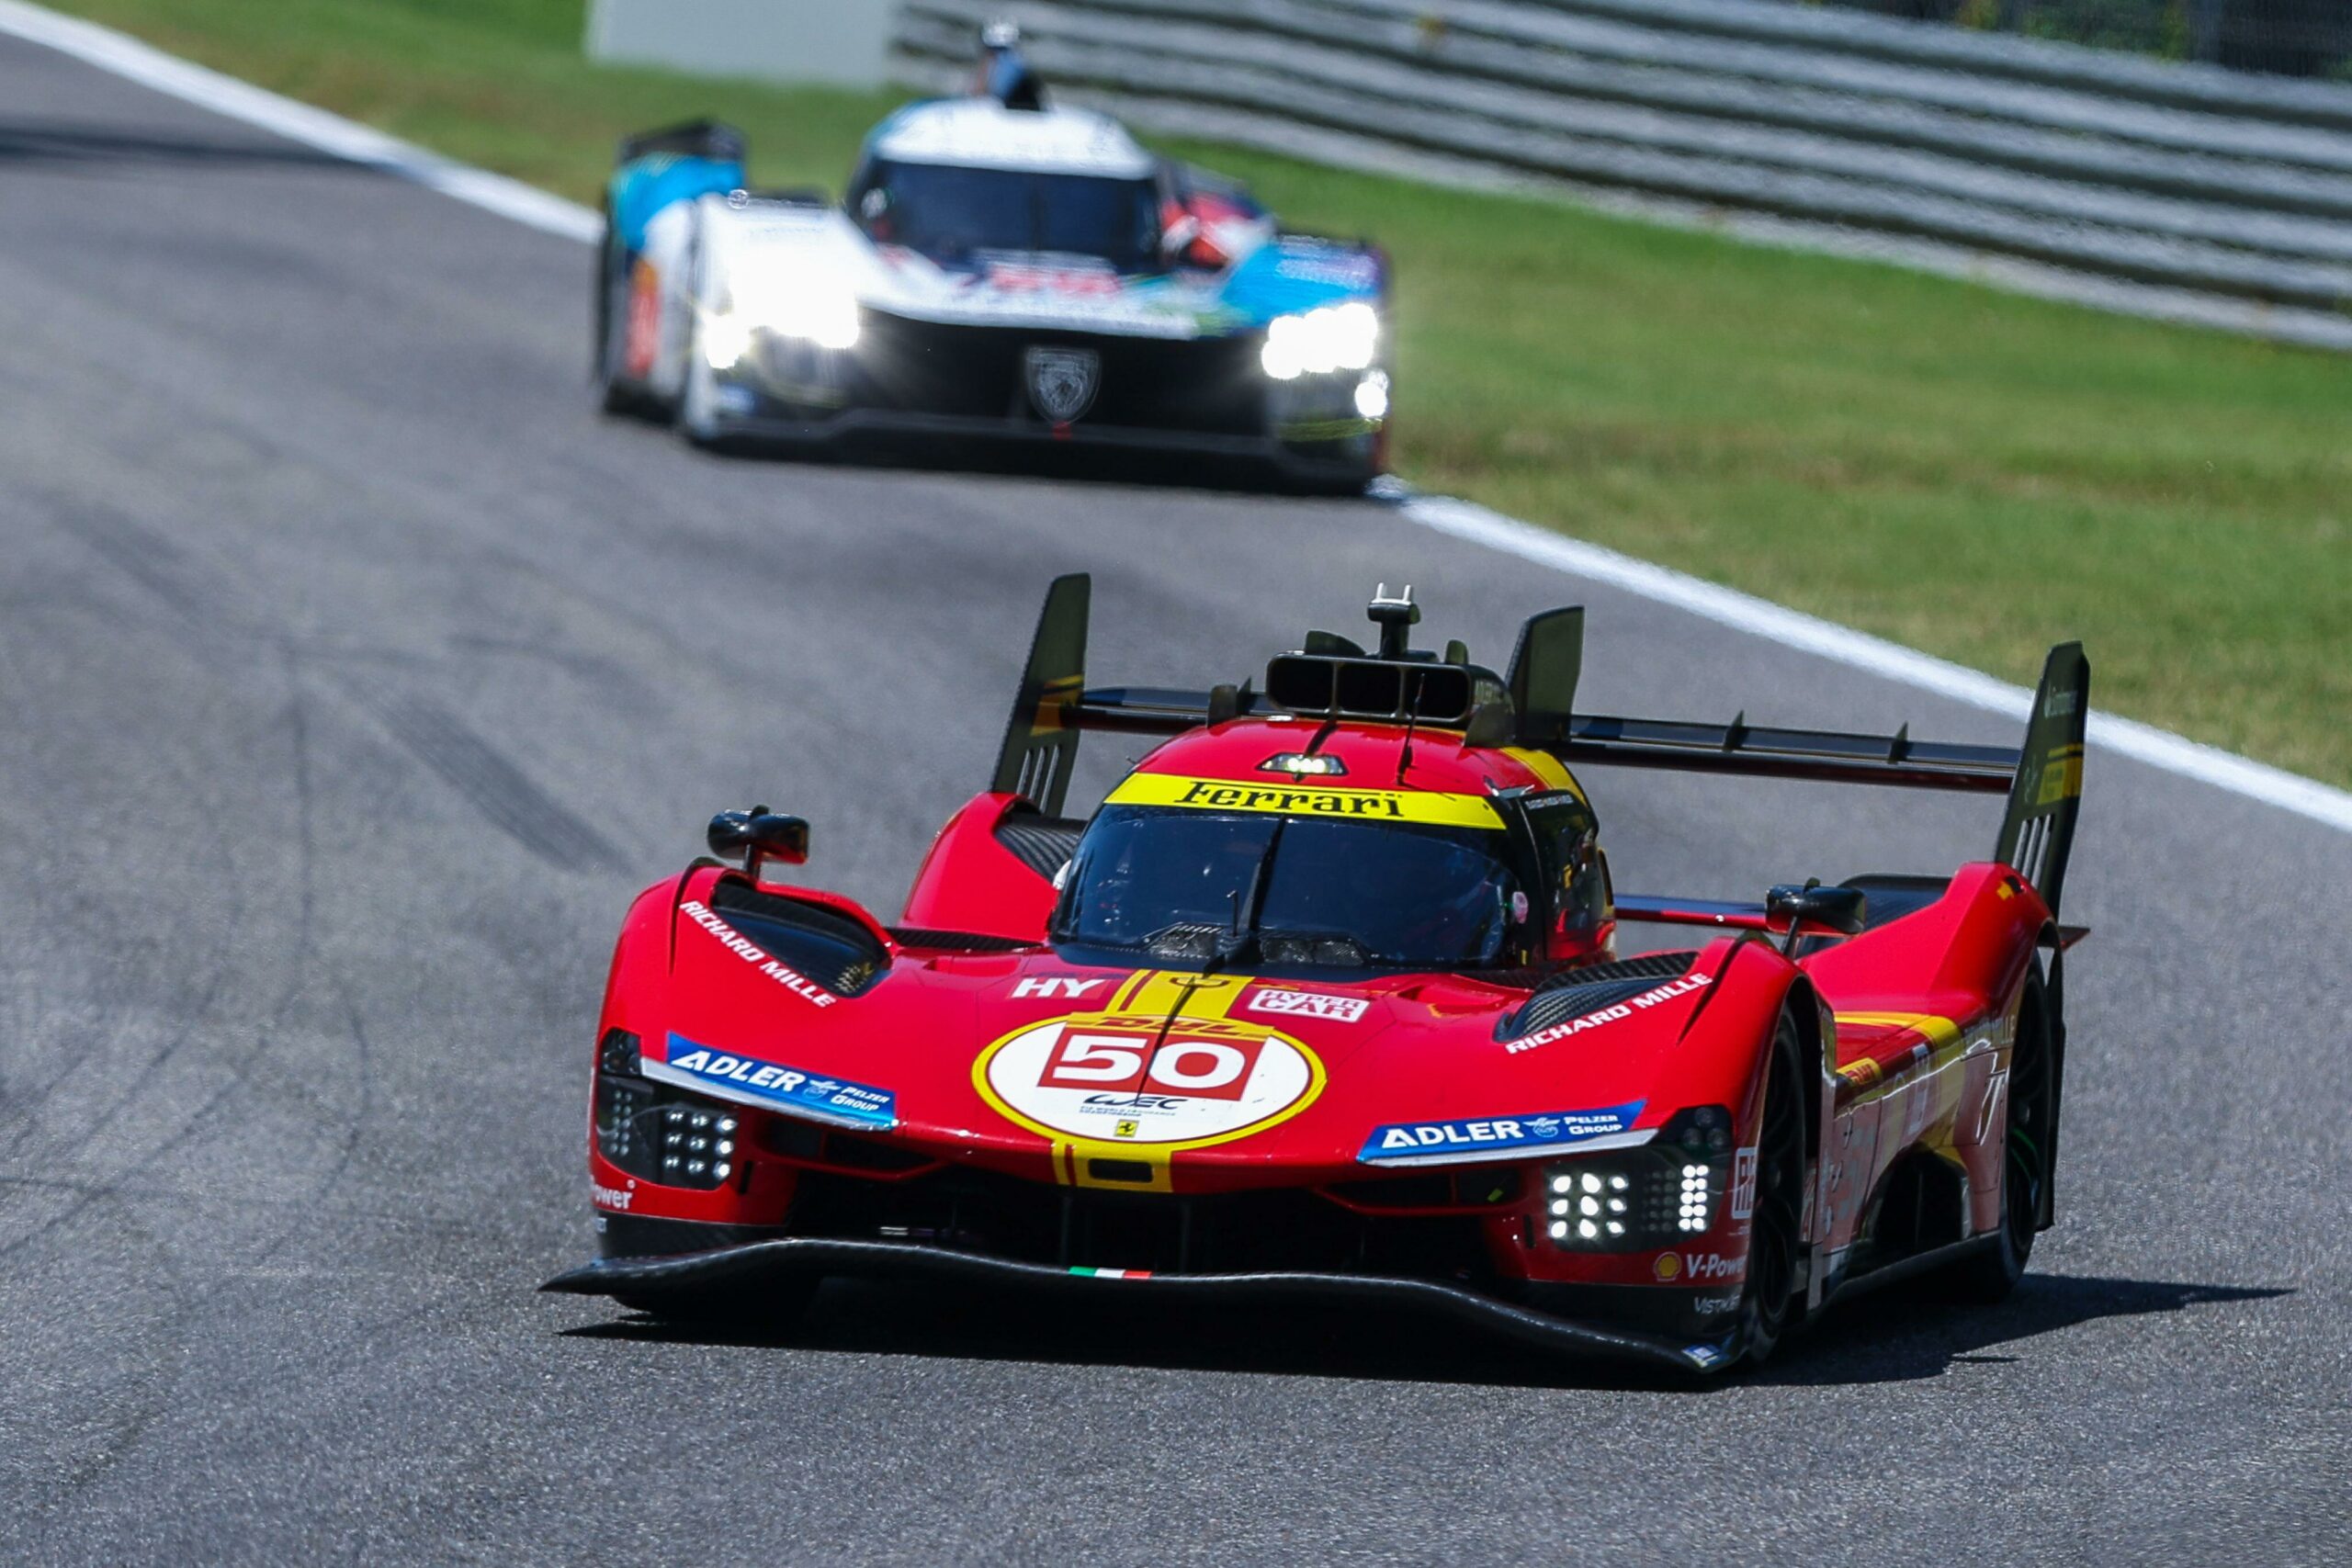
top-left (541, 1236), bottom-right (1742, 1374)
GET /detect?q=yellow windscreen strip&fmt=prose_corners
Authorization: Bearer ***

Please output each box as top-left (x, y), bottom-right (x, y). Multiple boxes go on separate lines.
top-left (1502, 748), bottom-right (1585, 801)
top-left (1105, 773), bottom-right (1504, 829)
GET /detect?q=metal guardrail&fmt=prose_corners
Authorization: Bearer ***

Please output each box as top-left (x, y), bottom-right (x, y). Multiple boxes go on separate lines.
top-left (891, 0), bottom-right (2352, 343)
top-left (1811, 0), bottom-right (2352, 84)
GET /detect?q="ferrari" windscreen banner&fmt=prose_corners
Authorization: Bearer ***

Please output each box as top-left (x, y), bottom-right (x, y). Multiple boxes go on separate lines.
top-left (1105, 773), bottom-right (1503, 829)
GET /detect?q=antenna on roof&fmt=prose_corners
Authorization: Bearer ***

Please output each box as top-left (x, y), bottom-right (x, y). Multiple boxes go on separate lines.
top-left (1367, 582), bottom-right (1419, 660)
top-left (976, 19), bottom-right (1046, 109)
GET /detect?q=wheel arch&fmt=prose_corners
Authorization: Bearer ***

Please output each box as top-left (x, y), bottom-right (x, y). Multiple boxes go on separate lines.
top-left (1777, 970), bottom-right (1829, 1177)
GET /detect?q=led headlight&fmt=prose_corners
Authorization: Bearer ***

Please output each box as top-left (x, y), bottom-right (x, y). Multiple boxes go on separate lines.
top-left (702, 310), bottom-right (755, 370)
top-left (1544, 1167), bottom-right (1634, 1244)
top-left (658, 1105), bottom-right (741, 1184)
top-left (1261, 300), bottom-right (1379, 379)
top-left (593, 1027), bottom-right (744, 1191)
top-left (1540, 1105), bottom-right (1736, 1252)
top-left (712, 272), bottom-right (863, 361)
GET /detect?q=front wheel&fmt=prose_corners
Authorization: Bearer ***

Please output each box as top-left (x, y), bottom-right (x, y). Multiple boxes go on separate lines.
top-left (1738, 1008), bottom-right (1808, 1366)
top-left (594, 220), bottom-right (630, 412)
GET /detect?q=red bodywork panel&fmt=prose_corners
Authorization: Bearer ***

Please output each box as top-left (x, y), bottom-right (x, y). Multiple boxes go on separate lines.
top-left (899, 793), bottom-right (1060, 939)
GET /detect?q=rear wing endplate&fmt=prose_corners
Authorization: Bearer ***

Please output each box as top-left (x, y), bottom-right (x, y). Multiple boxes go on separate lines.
top-left (989, 574), bottom-right (1091, 818)
top-left (1992, 643), bottom-right (2089, 917)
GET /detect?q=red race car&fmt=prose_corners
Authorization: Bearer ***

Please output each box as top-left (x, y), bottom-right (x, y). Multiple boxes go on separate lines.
top-left (545, 578), bottom-right (2088, 1373)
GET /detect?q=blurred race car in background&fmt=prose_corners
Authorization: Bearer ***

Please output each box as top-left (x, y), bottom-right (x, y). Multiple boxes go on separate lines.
top-left (592, 42), bottom-right (1391, 490)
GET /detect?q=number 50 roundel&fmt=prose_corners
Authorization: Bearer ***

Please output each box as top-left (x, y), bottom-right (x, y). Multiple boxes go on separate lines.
top-left (978, 1012), bottom-right (1323, 1146)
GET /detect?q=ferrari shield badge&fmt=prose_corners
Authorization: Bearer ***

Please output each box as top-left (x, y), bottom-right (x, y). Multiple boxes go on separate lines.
top-left (1023, 345), bottom-right (1100, 423)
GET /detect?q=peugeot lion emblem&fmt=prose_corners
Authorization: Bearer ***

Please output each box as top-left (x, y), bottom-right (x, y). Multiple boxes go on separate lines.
top-left (1023, 345), bottom-right (1100, 423)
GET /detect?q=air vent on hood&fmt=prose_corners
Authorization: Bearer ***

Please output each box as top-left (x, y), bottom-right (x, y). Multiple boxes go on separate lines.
top-left (708, 879), bottom-right (888, 998)
top-left (994, 811), bottom-right (1086, 881)
top-left (1500, 951), bottom-right (1700, 1042)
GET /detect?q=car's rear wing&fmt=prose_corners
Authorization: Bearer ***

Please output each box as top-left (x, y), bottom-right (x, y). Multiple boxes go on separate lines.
top-left (990, 576), bottom-right (2088, 915)
top-left (615, 118), bottom-right (746, 167)
top-left (1991, 642), bottom-right (2090, 917)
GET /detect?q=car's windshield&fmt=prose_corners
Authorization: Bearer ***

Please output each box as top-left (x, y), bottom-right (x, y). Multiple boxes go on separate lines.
top-left (1050, 806), bottom-right (1522, 970)
top-left (854, 159), bottom-right (1161, 272)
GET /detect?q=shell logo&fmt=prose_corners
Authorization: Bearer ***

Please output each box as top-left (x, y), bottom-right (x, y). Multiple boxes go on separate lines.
top-left (1653, 1252), bottom-right (1683, 1282)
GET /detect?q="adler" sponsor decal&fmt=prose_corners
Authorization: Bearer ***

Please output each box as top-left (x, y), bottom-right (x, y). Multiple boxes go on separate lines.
top-left (658, 1035), bottom-right (897, 1129)
top-left (1357, 1101), bottom-right (1645, 1166)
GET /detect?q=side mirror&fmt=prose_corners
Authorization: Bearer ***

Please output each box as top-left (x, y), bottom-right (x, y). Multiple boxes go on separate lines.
top-left (707, 806), bottom-right (809, 868)
top-left (1765, 882), bottom-right (1866, 953)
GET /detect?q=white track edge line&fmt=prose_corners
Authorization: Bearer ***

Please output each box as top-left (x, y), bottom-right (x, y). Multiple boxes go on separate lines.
top-left (6, 0), bottom-right (2346, 837)
top-left (0, 0), bottom-right (600, 242)
top-left (1402, 494), bottom-right (2352, 834)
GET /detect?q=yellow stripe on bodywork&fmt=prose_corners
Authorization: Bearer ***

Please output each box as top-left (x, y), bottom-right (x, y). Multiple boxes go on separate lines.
top-left (1106, 773), bottom-right (1503, 829)
top-left (1838, 1011), bottom-right (1964, 1053)
top-left (1122, 970), bottom-right (1251, 1020)
top-left (1076, 972), bottom-right (1250, 1188)
top-left (1503, 748), bottom-right (1585, 800)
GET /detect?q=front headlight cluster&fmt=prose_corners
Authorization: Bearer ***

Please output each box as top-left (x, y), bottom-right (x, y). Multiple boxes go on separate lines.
top-left (1547, 1167), bottom-right (1634, 1244)
top-left (594, 1028), bottom-right (743, 1191)
top-left (706, 273), bottom-right (862, 367)
top-left (1541, 1106), bottom-right (1735, 1252)
top-left (1261, 301), bottom-right (1379, 379)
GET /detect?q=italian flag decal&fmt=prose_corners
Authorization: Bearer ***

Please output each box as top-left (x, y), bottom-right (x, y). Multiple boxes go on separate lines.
top-left (1069, 1267), bottom-right (1152, 1280)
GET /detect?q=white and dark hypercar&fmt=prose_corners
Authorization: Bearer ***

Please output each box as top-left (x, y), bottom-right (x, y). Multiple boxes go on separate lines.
top-left (593, 73), bottom-right (1391, 489)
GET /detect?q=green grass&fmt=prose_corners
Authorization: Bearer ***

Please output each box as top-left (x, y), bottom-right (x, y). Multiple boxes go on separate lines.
top-left (44, 0), bottom-right (2352, 787)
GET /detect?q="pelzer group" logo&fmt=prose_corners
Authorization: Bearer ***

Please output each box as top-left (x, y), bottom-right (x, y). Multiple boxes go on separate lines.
top-left (978, 1012), bottom-right (1321, 1147)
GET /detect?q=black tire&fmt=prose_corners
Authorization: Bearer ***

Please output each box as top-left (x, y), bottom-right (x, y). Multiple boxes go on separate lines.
top-left (1951, 966), bottom-right (2054, 1303)
top-left (594, 211), bottom-right (638, 415)
top-left (1283, 463), bottom-right (1377, 499)
top-left (1739, 1008), bottom-right (1808, 1366)
top-left (615, 1273), bottom-right (819, 1329)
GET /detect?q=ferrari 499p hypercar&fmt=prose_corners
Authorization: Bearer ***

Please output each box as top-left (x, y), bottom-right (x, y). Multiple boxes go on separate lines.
top-left (545, 580), bottom-right (2089, 1374)
top-left (592, 58), bottom-right (1390, 489)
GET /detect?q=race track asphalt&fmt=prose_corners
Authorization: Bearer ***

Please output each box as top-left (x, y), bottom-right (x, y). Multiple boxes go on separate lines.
top-left (1, 29), bottom-right (2346, 1567)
